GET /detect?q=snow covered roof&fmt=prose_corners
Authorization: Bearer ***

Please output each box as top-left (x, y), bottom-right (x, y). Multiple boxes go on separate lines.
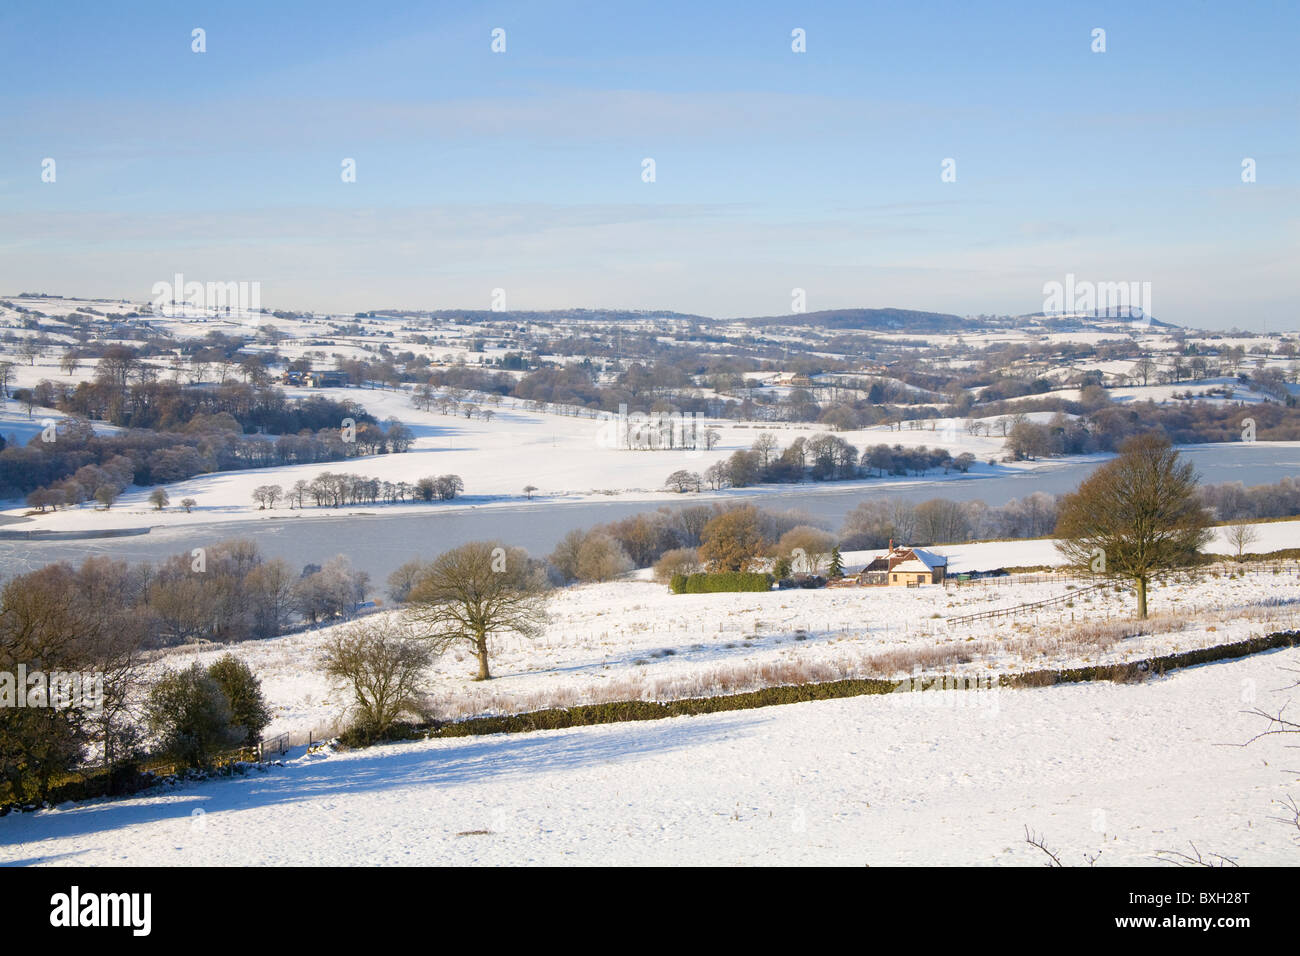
top-left (890, 559), bottom-right (937, 574)
top-left (906, 548), bottom-right (947, 568)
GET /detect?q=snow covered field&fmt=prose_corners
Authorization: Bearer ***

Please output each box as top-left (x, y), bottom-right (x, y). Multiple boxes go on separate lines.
top-left (140, 548), bottom-right (1300, 742)
top-left (3, 645), bottom-right (1298, 866)
top-left (4, 300), bottom-right (1300, 868)
top-left (1, 375), bottom-right (1040, 532)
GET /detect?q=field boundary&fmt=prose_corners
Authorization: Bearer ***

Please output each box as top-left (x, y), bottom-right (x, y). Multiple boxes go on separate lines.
top-left (10, 631), bottom-right (1297, 814)
top-left (406, 629), bottom-right (1300, 742)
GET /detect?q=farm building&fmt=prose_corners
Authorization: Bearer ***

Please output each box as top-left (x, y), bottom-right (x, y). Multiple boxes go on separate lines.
top-left (771, 372), bottom-right (814, 387)
top-left (306, 370), bottom-right (349, 388)
top-left (857, 546), bottom-right (948, 586)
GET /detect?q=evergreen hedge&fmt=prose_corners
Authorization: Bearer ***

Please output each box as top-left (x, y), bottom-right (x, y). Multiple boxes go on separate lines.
top-left (670, 571), bottom-right (772, 593)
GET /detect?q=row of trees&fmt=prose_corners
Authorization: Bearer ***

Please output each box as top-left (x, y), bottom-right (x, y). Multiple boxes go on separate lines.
top-left (1198, 475), bottom-right (1300, 522)
top-left (840, 492), bottom-right (1061, 549)
top-left (542, 503), bottom-right (825, 585)
top-left (6, 412), bottom-right (414, 502)
top-left (664, 433), bottom-right (977, 493)
top-left (47, 357), bottom-right (373, 434)
top-left (253, 471), bottom-right (465, 509)
top-left (1, 539), bottom-right (370, 654)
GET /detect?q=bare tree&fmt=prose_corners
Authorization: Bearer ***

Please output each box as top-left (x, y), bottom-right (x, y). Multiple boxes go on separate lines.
top-left (751, 432), bottom-right (778, 466)
top-left (323, 619), bottom-right (433, 741)
top-left (1, 561), bottom-right (148, 798)
top-left (17, 339), bottom-right (41, 366)
top-left (244, 559), bottom-right (297, 638)
top-left (1055, 433), bottom-right (1211, 618)
top-left (664, 469), bottom-right (700, 493)
top-left (405, 541), bottom-right (550, 680)
top-left (1152, 844), bottom-right (1239, 868)
top-left (1224, 520), bottom-right (1259, 560)
top-left (252, 484), bottom-right (284, 509)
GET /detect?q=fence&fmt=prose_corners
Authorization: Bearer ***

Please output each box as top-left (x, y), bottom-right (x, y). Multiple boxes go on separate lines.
top-left (258, 732), bottom-right (290, 760)
top-left (946, 581), bottom-right (1124, 626)
top-left (950, 570), bottom-right (1092, 588)
top-left (8, 727), bottom-right (312, 806)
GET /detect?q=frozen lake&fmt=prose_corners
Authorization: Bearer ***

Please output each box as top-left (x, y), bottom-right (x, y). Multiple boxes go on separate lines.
top-left (1, 443), bottom-right (1297, 584)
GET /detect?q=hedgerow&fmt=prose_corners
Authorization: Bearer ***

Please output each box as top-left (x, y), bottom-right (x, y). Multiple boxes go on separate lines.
top-left (670, 571), bottom-right (772, 594)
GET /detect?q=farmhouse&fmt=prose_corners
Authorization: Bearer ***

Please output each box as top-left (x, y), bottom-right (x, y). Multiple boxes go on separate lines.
top-left (306, 370), bottom-right (349, 388)
top-left (857, 546), bottom-right (947, 586)
top-left (771, 372), bottom-right (813, 387)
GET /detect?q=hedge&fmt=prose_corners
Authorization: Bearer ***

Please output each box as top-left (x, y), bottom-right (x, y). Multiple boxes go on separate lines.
top-left (413, 629), bottom-right (1300, 742)
top-left (670, 571), bottom-right (772, 593)
top-left (1003, 629), bottom-right (1300, 688)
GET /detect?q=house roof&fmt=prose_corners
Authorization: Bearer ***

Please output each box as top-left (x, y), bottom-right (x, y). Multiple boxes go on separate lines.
top-left (906, 548), bottom-right (947, 568)
top-left (890, 559), bottom-right (937, 574)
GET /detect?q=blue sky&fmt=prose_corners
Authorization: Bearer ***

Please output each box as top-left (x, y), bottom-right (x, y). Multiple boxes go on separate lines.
top-left (1, 1), bottom-right (1296, 327)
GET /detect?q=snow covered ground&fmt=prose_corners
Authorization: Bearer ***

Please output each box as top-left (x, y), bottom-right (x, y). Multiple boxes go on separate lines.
top-left (3, 300), bottom-right (1299, 866)
top-left (3, 645), bottom-right (1298, 865)
top-left (0, 380), bottom-right (1047, 532)
top-left (139, 542), bottom-right (1300, 741)
top-left (4, 296), bottom-right (1297, 538)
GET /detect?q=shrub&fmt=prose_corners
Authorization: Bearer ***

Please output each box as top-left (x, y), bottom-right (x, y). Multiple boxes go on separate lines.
top-left (144, 665), bottom-right (244, 768)
top-left (652, 547), bottom-right (701, 584)
top-left (206, 654), bottom-right (272, 747)
top-left (777, 574), bottom-right (827, 590)
top-left (575, 531), bottom-right (633, 581)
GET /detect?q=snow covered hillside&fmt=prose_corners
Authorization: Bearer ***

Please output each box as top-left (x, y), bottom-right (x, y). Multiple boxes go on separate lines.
top-left (4, 646), bottom-right (1298, 866)
top-left (141, 554), bottom-right (1300, 740)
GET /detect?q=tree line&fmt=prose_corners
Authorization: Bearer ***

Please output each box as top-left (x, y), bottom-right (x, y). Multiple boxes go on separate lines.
top-left (251, 471), bottom-right (464, 509)
top-left (6, 414), bottom-right (414, 505)
top-left (663, 432), bottom-right (977, 493)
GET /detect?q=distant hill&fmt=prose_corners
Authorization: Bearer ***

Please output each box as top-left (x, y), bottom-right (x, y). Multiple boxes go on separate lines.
top-left (358, 305), bottom-right (1179, 334)
top-left (1018, 309), bottom-right (1177, 330)
top-left (363, 308), bottom-right (712, 324)
top-left (723, 308), bottom-right (975, 332)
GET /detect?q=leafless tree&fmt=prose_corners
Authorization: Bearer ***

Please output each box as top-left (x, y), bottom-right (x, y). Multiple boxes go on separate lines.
top-left (1225, 519), bottom-right (1259, 560)
top-left (323, 619), bottom-right (433, 741)
top-left (1055, 433), bottom-right (1211, 618)
top-left (406, 541), bottom-right (550, 680)
top-left (1152, 843), bottom-right (1239, 868)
